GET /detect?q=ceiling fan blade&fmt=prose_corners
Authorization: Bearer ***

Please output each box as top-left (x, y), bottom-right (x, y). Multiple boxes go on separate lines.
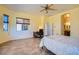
top-left (48, 4), bottom-right (53, 7)
top-left (48, 8), bottom-right (56, 10)
top-left (40, 9), bottom-right (45, 12)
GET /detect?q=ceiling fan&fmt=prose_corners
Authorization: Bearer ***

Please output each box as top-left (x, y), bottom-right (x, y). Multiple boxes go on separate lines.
top-left (40, 4), bottom-right (56, 13)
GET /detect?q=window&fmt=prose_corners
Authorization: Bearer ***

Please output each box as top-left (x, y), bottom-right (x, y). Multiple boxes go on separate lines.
top-left (3, 15), bottom-right (9, 31)
top-left (16, 17), bottom-right (30, 31)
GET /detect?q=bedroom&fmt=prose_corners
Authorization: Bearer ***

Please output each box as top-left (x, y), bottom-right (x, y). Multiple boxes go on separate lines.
top-left (0, 4), bottom-right (79, 55)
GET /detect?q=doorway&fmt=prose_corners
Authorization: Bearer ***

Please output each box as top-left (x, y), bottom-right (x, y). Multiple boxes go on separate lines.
top-left (61, 13), bottom-right (70, 36)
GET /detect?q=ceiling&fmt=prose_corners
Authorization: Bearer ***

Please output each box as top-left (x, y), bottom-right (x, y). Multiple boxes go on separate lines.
top-left (2, 4), bottom-right (79, 16)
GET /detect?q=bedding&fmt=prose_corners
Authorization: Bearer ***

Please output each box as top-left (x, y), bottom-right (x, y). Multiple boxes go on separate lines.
top-left (40, 35), bottom-right (79, 55)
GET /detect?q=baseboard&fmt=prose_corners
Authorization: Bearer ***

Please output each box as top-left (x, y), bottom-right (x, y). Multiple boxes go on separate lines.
top-left (11, 35), bottom-right (33, 40)
top-left (0, 40), bottom-right (10, 46)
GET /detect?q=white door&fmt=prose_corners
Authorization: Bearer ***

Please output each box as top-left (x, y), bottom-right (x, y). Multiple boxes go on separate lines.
top-left (44, 23), bottom-right (53, 36)
top-left (44, 23), bottom-right (48, 36)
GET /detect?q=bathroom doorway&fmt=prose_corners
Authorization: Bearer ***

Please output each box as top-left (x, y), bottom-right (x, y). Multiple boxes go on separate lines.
top-left (61, 13), bottom-right (71, 36)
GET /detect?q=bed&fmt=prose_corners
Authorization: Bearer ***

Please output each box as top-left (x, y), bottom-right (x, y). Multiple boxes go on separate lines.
top-left (40, 35), bottom-right (79, 55)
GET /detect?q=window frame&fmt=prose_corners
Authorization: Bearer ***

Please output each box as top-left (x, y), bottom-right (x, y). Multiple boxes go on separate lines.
top-left (16, 17), bottom-right (30, 31)
top-left (3, 14), bottom-right (9, 32)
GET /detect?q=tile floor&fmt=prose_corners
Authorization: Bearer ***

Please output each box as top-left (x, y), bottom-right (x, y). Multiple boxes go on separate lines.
top-left (0, 38), bottom-right (55, 55)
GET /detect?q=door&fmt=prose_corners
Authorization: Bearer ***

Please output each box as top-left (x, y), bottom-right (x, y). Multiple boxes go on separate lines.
top-left (44, 23), bottom-right (53, 36)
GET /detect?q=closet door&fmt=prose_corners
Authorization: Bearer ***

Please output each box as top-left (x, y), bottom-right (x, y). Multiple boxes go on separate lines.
top-left (44, 23), bottom-right (53, 36)
top-left (44, 23), bottom-right (48, 36)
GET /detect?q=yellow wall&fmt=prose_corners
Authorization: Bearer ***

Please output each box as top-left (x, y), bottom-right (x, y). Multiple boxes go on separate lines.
top-left (0, 5), bottom-right (14, 43)
top-left (70, 7), bottom-right (79, 37)
top-left (0, 5), bottom-right (42, 44)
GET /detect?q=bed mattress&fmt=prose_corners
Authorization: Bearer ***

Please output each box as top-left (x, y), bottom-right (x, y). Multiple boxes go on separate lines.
top-left (40, 35), bottom-right (79, 55)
